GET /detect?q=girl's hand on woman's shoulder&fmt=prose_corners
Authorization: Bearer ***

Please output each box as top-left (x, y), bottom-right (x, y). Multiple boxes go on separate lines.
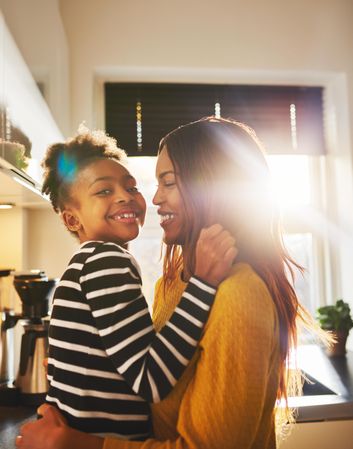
top-left (194, 224), bottom-right (237, 287)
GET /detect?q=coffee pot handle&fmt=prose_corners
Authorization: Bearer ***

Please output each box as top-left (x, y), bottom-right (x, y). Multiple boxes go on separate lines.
top-left (1, 313), bottom-right (21, 331)
top-left (19, 331), bottom-right (36, 376)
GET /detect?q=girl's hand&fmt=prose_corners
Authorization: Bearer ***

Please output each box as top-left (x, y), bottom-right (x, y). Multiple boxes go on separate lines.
top-left (194, 224), bottom-right (237, 287)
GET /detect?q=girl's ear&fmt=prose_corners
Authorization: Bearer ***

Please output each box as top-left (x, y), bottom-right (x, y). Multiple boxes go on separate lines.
top-left (62, 209), bottom-right (82, 232)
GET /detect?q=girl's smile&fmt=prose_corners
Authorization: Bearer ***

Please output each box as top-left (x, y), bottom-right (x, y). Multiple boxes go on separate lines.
top-left (107, 208), bottom-right (142, 222)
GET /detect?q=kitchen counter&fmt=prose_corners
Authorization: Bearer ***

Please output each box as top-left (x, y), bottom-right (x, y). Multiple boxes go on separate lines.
top-left (0, 345), bottom-right (353, 447)
top-left (289, 344), bottom-right (353, 422)
top-left (0, 406), bottom-right (36, 449)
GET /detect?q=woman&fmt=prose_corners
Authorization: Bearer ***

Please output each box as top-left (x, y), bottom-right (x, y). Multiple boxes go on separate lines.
top-left (17, 117), bottom-right (310, 449)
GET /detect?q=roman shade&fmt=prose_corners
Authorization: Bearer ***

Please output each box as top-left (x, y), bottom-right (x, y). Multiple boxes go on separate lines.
top-left (105, 83), bottom-right (325, 157)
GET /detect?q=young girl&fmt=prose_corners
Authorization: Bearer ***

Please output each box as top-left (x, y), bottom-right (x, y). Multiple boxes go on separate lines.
top-left (39, 129), bottom-right (236, 439)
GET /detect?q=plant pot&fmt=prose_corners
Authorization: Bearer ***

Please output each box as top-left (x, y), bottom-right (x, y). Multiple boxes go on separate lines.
top-left (326, 330), bottom-right (349, 357)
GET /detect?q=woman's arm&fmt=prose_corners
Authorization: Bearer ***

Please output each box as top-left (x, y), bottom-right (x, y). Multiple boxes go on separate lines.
top-left (20, 267), bottom-right (278, 449)
top-left (102, 267), bottom-right (280, 449)
top-left (17, 405), bottom-right (103, 449)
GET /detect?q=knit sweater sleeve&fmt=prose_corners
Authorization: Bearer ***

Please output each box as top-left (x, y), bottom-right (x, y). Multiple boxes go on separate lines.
top-left (81, 242), bottom-right (216, 403)
top-left (102, 267), bottom-right (280, 449)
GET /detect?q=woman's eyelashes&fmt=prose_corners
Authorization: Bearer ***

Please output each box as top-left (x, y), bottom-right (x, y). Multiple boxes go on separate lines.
top-left (157, 180), bottom-right (176, 189)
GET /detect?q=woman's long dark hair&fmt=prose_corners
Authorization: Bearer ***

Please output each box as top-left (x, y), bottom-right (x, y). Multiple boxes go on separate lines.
top-left (158, 117), bottom-right (322, 423)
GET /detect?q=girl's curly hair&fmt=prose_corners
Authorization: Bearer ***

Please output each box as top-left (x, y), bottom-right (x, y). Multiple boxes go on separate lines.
top-left (41, 126), bottom-right (126, 213)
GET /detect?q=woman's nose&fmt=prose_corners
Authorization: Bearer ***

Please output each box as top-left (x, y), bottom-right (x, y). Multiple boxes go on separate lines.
top-left (152, 187), bottom-right (162, 205)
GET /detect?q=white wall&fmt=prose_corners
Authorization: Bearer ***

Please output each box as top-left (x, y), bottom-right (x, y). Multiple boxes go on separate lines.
top-left (0, 206), bottom-right (76, 280)
top-left (26, 208), bottom-right (79, 279)
top-left (0, 207), bottom-right (27, 271)
top-left (58, 0), bottom-right (353, 133)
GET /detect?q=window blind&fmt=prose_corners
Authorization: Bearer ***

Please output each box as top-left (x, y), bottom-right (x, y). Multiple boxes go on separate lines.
top-left (105, 83), bottom-right (325, 157)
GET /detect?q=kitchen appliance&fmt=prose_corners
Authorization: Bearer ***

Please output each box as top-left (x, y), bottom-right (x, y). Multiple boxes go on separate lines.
top-left (0, 311), bottom-right (21, 384)
top-left (14, 272), bottom-right (57, 406)
top-left (0, 269), bottom-right (22, 405)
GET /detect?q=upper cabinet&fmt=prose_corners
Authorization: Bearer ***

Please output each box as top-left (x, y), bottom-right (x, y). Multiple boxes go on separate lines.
top-left (0, 11), bottom-right (63, 206)
top-left (0, 167), bottom-right (47, 208)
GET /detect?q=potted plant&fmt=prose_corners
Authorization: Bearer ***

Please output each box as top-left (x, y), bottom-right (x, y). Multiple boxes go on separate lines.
top-left (316, 299), bottom-right (353, 357)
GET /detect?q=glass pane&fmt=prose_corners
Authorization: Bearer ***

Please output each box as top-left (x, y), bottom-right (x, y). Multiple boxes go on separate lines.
top-left (266, 155), bottom-right (311, 209)
top-left (127, 156), bottom-right (162, 309)
top-left (283, 233), bottom-right (315, 315)
top-left (129, 230), bottom-right (162, 311)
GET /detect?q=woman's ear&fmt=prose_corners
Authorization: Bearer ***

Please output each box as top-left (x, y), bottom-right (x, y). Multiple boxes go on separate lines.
top-left (62, 209), bottom-right (82, 232)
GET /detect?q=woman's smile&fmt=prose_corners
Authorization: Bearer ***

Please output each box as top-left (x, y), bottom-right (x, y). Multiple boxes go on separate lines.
top-left (158, 211), bottom-right (176, 227)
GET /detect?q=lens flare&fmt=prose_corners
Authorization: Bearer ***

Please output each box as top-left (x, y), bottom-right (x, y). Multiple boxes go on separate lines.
top-left (57, 153), bottom-right (77, 182)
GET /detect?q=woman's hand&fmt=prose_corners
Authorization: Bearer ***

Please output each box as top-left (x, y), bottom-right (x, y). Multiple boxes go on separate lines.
top-left (194, 224), bottom-right (237, 287)
top-left (16, 404), bottom-right (67, 449)
top-left (15, 404), bottom-right (103, 449)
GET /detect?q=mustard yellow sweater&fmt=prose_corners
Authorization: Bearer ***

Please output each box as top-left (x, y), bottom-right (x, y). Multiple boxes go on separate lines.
top-left (103, 263), bottom-right (280, 449)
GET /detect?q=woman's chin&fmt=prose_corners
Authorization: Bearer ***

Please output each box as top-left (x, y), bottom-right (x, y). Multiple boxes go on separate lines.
top-left (162, 232), bottom-right (185, 246)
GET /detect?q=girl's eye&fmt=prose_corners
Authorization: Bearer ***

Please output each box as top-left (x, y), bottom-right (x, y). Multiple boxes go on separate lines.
top-left (127, 186), bottom-right (139, 193)
top-left (164, 182), bottom-right (175, 188)
top-left (95, 189), bottom-right (111, 196)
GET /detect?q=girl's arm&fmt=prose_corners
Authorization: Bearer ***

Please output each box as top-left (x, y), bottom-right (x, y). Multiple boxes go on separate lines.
top-left (82, 225), bottom-right (235, 402)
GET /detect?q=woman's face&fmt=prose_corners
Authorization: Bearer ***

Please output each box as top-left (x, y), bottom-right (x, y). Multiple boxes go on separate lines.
top-left (153, 147), bottom-right (186, 245)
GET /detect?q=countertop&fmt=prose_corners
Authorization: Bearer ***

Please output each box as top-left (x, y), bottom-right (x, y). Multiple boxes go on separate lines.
top-left (289, 345), bottom-right (353, 422)
top-left (1, 345), bottom-right (353, 448)
top-left (0, 406), bottom-right (36, 449)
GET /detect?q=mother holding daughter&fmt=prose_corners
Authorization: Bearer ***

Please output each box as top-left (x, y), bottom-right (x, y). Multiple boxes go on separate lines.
top-left (17, 117), bottom-right (310, 449)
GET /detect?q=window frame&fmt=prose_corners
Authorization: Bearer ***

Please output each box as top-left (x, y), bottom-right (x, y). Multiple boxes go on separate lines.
top-left (93, 69), bottom-right (353, 317)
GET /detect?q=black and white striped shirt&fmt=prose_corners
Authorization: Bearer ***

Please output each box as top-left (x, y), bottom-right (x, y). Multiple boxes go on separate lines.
top-left (46, 241), bottom-right (216, 439)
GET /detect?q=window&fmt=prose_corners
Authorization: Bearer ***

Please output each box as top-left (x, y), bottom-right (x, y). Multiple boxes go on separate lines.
top-left (267, 154), bottom-right (326, 314)
top-left (105, 83), bottom-right (325, 156)
top-left (105, 83), bottom-right (328, 315)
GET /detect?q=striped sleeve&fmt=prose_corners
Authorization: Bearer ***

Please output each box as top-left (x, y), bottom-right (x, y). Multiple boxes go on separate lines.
top-left (81, 242), bottom-right (216, 403)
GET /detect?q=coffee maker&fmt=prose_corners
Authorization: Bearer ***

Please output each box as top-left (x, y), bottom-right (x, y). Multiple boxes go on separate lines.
top-left (0, 269), bottom-right (21, 405)
top-left (14, 272), bottom-right (57, 406)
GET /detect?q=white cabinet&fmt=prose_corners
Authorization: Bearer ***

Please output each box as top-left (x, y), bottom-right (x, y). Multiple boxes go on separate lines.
top-left (0, 166), bottom-right (48, 207)
top-left (0, 12), bottom-right (63, 185)
top-left (280, 420), bottom-right (353, 449)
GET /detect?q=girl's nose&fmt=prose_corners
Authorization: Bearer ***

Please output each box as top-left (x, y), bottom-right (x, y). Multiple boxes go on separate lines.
top-left (115, 188), bottom-right (133, 203)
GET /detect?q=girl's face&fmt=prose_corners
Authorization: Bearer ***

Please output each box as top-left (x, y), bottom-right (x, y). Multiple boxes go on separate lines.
top-left (153, 147), bottom-right (186, 245)
top-left (63, 158), bottom-right (146, 245)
